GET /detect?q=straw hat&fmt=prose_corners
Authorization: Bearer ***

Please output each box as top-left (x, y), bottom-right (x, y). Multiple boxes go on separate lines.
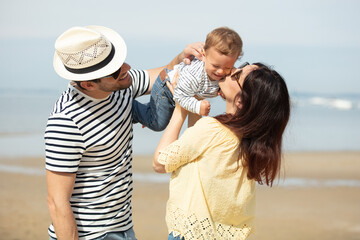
top-left (53, 26), bottom-right (127, 81)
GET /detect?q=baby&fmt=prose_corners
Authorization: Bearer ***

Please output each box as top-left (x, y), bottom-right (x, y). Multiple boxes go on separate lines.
top-left (170, 27), bottom-right (243, 116)
top-left (132, 27), bottom-right (243, 131)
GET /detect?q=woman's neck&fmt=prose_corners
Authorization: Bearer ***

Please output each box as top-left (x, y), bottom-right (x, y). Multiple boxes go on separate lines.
top-left (226, 101), bottom-right (237, 114)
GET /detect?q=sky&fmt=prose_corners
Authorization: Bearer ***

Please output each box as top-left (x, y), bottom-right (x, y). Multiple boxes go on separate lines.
top-left (1, 0), bottom-right (360, 94)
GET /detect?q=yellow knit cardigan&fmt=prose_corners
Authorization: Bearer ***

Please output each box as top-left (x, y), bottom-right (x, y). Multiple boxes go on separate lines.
top-left (158, 117), bottom-right (256, 240)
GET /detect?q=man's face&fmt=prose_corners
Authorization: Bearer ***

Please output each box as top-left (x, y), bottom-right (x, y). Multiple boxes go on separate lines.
top-left (97, 63), bottom-right (132, 92)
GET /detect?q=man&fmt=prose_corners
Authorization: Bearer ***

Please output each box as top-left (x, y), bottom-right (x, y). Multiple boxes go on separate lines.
top-left (45, 25), bottom-right (202, 240)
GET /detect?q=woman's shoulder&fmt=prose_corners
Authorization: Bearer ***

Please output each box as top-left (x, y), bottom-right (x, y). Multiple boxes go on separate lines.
top-left (194, 116), bottom-right (219, 127)
top-left (194, 117), bottom-right (238, 139)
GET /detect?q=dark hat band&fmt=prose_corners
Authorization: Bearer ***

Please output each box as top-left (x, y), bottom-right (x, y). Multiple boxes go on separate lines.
top-left (64, 43), bottom-right (115, 74)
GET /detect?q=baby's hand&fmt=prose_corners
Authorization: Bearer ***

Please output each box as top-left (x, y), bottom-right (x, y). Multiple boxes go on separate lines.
top-left (200, 100), bottom-right (211, 116)
top-left (166, 70), bottom-right (179, 95)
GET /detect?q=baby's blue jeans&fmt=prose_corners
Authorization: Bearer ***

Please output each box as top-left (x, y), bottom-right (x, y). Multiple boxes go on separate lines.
top-left (132, 68), bottom-right (175, 131)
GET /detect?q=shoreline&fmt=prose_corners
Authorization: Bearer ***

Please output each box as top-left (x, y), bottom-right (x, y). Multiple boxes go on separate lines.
top-left (0, 151), bottom-right (359, 239)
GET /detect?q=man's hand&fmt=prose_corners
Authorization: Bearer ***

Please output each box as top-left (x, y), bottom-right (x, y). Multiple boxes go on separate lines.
top-left (182, 42), bottom-right (204, 65)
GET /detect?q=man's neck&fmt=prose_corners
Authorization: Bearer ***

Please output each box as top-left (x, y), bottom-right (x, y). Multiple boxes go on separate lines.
top-left (74, 85), bottom-right (111, 100)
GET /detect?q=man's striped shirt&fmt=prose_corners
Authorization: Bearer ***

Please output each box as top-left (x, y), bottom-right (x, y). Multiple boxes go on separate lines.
top-left (45, 69), bottom-right (149, 240)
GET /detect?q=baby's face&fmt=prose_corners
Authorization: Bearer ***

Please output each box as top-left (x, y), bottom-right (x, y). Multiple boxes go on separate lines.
top-left (202, 47), bottom-right (237, 81)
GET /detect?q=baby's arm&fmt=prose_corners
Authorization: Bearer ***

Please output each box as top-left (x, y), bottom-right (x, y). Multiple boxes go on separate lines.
top-left (171, 62), bottom-right (212, 116)
top-left (175, 95), bottom-right (210, 116)
top-left (200, 100), bottom-right (210, 116)
top-left (173, 77), bottom-right (204, 115)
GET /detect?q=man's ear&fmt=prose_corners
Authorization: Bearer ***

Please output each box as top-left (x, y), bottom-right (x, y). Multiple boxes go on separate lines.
top-left (80, 81), bottom-right (97, 91)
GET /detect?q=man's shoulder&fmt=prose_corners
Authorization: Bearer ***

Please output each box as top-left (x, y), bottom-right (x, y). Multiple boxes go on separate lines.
top-left (50, 87), bottom-right (80, 114)
top-left (128, 69), bottom-right (148, 79)
top-left (128, 69), bottom-right (150, 97)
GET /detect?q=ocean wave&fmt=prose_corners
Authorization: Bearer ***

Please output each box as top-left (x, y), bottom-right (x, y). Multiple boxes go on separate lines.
top-left (272, 178), bottom-right (360, 188)
top-left (293, 96), bottom-right (359, 110)
top-left (310, 97), bottom-right (353, 110)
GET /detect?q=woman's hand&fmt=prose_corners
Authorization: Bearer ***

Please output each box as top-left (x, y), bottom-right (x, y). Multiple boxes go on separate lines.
top-left (165, 70), bottom-right (179, 95)
top-left (153, 103), bottom-right (188, 173)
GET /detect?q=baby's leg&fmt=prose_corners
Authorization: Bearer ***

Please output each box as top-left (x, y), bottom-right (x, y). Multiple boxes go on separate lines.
top-left (132, 69), bottom-right (175, 131)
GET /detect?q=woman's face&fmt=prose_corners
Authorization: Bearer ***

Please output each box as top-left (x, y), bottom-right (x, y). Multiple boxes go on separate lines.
top-left (218, 63), bottom-right (258, 101)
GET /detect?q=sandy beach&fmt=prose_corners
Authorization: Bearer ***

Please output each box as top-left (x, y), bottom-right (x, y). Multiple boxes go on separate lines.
top-left (1, 152), bottom-right (359, 240)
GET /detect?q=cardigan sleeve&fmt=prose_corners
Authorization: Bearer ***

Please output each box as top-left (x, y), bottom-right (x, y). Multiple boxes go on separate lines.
top-left (158, 117), bottom-right (220, 173)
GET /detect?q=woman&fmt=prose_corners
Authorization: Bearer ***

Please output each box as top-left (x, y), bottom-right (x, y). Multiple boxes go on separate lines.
top-left (153, 62), bottom-right (290, 240)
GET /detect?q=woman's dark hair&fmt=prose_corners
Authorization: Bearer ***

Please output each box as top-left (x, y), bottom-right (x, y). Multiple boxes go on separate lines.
top-left (215, 63), bottom-right (290, 186)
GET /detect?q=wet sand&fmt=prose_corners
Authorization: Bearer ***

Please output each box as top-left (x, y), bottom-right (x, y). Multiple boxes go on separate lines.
top-left (0, 152), bottom-right (359, 239)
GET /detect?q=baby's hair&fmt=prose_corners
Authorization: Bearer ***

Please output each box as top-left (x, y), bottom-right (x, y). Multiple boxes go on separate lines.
top-left (204, 27), bottom-right (243, 59)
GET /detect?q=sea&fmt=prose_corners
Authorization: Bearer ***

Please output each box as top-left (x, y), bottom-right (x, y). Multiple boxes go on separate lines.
top-left (0, 89), bottom-right (359, 157)
top-left (0, 38), bottom-right (359, 187)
